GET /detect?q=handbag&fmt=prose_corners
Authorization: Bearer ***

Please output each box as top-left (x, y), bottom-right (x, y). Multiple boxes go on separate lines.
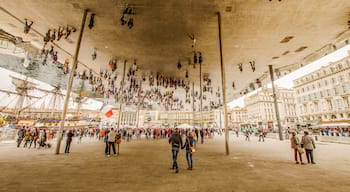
top-left (297, 146), bottom-right (304, 154)
top-left (187, 138), bottom-right (195, 154)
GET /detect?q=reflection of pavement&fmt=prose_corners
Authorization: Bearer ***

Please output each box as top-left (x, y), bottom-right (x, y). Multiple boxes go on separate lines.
top-left (0, 135), bottom-right (349, 192)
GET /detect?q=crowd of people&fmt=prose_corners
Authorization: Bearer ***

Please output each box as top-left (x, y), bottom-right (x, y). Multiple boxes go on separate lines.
top-left (14, 124), bottom-right (323, 172)
top-left (320, 127), bottom-right (350, 137)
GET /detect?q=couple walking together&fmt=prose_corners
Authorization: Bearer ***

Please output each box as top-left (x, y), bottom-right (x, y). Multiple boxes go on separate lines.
top-left (168, 128), bottom-right (195, 173)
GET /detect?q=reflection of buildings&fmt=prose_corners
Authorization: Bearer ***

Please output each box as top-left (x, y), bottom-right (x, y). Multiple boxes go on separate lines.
top-left (3, 109), bottom-right (100, 127)
top-left (114, 109), bottom-right (224, 128)
top-left (159, 111), bottom-right (192, 127)
top-left (244, 87), bottom-right (297, 130)
top-left (293, 53), bottom-right (350, 126)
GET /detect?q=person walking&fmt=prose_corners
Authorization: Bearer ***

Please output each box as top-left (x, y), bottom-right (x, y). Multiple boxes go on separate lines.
top-left (17, 127), bottom-right (25, 148)
top-left (29, 128), bottom-right (38, 148)
top-left (115, 130), bottom-right (122, 155)
top-left (200, 128), bottom-right (204, 144)
top-left (104, 128), bottom-right (110, 155)
top-left (301, 131), bottom-right (316, 164)
top-left (23, 129), bottom-right (31, 148)
top-left (182, 132), bottom-right (195, 170)
top-left (38, 129), bottom-right (47, 148)
top-left (190, 129), bottom-right (197, 147)
top-left (168, 128), bottom-right (183, 173)
top-left (258, 128), bottom-right (264, 142)
top-left (244, 129), bottom-right (250, 142)
top-left (290, 132), bottom-right (304, 164)
top-left (107, 128), bottom-right (117, 157)
top-left (64, 129), bottom-right (74, 153)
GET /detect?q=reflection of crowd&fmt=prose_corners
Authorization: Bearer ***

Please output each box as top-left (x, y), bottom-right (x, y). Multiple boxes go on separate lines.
top-left (16, 126), bottom-right (50, 149)
top-left (320, 127), bottom-right (350, 137)
top-left (16, 127), bottom-right (100, 149)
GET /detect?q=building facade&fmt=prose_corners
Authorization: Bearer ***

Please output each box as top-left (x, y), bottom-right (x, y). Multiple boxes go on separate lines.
top-left (229, 107), bottom-right (248, 129)
top-left (293, 53), bottom-right (350, 126)
top-left (244, 87), bottom-right (297, 131)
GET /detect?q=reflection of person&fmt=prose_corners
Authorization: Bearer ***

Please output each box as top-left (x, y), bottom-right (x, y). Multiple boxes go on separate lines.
top-left (24, 19), bottom-right (33, 34)
top-left (168, 128), bottom-right (183, 173)
top-left (301, 131), bottom-right (316, 164)
top-left (290, 132), bottom-right (304, 164)
top-left (65, 130), bottom-right (74, 153)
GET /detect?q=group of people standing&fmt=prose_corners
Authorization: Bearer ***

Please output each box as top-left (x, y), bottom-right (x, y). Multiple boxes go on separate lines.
top-left (16, 126), bottom-right (52, 149)
top-left (290, 130), bottom-right (316, 164)
top-left (103, 128), bottom-right (122, 157)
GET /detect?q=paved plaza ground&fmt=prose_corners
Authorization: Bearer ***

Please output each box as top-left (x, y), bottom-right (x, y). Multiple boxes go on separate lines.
top-left (0, 133), bottom-right (349, 192)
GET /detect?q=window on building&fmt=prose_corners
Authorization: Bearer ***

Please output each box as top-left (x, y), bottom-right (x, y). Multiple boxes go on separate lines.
top-left (332, 77), bottom-right (337, 84)
top-left (334, 88), bottom-right (338, 95)
top-left (324, 79), bottom-right (328, 86)
top-left (330, 67), bottom-right (335, 73)
top-left (336, 99), bottom-right (343, 108)
top-left (338, 63), bottom-right (343, 70)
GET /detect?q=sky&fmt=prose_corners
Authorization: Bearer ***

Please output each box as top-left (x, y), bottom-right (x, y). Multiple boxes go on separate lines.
top-left (227, 44), bottom-right (350, 108)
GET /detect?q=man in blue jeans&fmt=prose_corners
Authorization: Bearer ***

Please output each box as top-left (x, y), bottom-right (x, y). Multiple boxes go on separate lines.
top-left (169, 128), bottom-right (183, 173)
top-left (301, 131), bottom-right (316, 164)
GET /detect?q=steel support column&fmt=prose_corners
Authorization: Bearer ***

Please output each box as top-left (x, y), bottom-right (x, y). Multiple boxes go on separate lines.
top-left (55, 9), bottom-right (88, 154)
top-left (199, 57), bottom-right (203, 130)
top-left (217, 12), bottom-right (230, 155)
top-left (117, 60), bottom-right (127, 130)
top-left (192, 82), bottom-right (195, 128)
top-left (269, 65), bottom-right (283, 140)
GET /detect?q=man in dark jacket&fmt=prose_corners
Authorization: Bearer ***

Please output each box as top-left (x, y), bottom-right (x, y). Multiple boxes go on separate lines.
top-left (200, 128), bottom-right (204, 144)
top-left (17, 127), bottom-right (25, 148)
top-left (168, 128), bottom-right (183, 173)
top-left (65, 129), bottom-right (74, 153)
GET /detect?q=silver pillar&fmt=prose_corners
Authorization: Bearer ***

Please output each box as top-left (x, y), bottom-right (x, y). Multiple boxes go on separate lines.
top-left (269, 65), bottom-right (283, 140)
top-left (117, 60), bottom-right (127, 130)
top-left (55, 9), bottom-right (89, 154)
top-left (217, 12), bottom-right (230, 155)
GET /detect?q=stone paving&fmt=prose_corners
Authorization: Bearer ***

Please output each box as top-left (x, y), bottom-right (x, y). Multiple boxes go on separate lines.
top-left (0, 133), bottom-right (349, 192)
